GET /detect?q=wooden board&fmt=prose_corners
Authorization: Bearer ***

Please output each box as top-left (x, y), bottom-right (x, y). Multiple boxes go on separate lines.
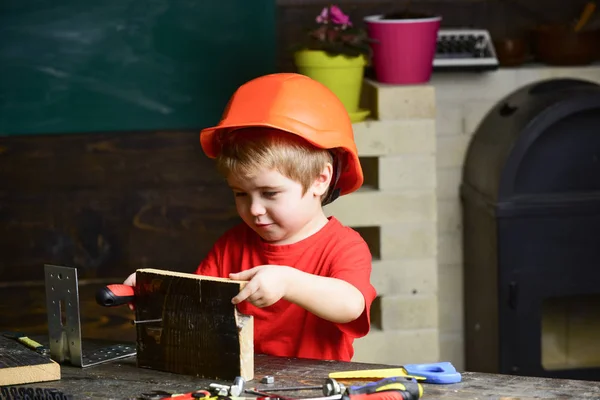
top-left (134, 268), bottom-right (254, 381)
top-left (0, 335), bottom-right (60, 386)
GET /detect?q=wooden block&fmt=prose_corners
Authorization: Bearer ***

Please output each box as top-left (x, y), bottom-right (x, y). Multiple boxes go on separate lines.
top-left (362, 79), bottom-right (436, 119)
top-left (0, 335), bottom-right (60, 386)
top-left (134, 268), bottom-right (254, 381)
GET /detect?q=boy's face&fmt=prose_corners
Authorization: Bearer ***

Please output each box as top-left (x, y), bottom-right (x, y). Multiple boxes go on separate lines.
top-left (227, 167), bottom-right (329, 245)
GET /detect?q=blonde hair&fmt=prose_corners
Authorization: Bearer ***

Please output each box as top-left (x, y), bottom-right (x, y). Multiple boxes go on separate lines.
top-left (215, 128), bottom-right (333, 194)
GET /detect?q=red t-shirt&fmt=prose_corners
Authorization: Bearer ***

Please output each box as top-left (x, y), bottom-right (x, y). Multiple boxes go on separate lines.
top-left (195, 216), bottom-right (377, 361)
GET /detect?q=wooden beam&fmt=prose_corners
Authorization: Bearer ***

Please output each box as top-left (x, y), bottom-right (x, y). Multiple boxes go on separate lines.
top-left (134, 268), bottom-right (254, 381)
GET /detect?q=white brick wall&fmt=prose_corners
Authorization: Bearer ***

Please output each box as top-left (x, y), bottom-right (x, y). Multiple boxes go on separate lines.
top-left (326, 191), bottom-right (436, 226)
top-left (354, 329), bottom-right (440, 365)
top-left (362, 82), bottom-right (436, 120)
top-left (331, 80), bottom-right (439, 365)
top-left (430, 65), bottom-right (600, 371)
top-left (370, 259), bottom-right (437, 297)
top-left (353, 120), bottom-right (436, 155)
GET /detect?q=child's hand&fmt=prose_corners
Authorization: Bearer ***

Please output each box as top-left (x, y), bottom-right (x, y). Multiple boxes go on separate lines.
top-left (123, 272), bottom-right (136, 287)
top-left (229, 265), bottom-right (296, 308)
top-left (123, 273), bottom-right (136, 310)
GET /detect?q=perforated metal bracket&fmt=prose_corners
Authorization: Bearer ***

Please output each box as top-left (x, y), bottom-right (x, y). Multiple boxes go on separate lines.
top-left (44, 264), bottom-right (136, 367)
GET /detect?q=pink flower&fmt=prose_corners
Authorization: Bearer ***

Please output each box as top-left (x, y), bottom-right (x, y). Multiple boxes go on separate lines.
top-left (316, 7), bottom-right (328, 23)
top-left (329, 5), bottom-right (352, 26)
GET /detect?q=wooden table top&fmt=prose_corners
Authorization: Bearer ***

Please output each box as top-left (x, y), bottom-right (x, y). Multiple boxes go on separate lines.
top-left (6, 350), bottom-right (600, 400)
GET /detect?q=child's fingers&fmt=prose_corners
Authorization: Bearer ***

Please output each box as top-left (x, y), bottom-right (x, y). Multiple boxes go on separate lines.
top-left (229, 267), bottom-right (259, 281)
top-left (123, 273), bottom-right (136, 286)
top-left (231, 282), bottom-right (258, 304)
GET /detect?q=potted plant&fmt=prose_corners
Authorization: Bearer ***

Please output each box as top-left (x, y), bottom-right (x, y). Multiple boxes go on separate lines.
top-left (294, 5), bottom-right (372, 122)
top-left (365, 8), bottom-right (442, 84)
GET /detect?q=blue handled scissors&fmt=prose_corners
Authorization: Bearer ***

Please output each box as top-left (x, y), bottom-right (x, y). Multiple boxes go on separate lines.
top-left (329, 361), bottom-right (462, 384)
top-left (402, 362), bottom-right (462, 384)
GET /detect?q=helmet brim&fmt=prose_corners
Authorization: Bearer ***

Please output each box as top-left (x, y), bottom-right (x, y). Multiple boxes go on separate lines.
top-left (199, 121), bottom-right (364, 196)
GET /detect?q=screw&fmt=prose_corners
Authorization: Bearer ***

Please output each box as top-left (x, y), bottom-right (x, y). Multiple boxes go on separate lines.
top-left (255, 378), bottom-right (345, 396)
top-left (132, 318), bottom-right (162, 325)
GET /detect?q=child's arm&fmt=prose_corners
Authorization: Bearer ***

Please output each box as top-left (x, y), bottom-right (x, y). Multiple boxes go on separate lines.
top-left (230, 265), bottom-right (366, 324)
top-left (286, 269), bottom-right (366, 323)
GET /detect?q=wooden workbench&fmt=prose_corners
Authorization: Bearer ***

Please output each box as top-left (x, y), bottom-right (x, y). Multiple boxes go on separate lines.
top-left (5, 348), bottom-right (600, 400)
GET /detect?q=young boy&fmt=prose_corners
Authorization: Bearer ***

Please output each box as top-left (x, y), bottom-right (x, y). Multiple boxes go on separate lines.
top-left (124, 73), bottom-right (377, 362)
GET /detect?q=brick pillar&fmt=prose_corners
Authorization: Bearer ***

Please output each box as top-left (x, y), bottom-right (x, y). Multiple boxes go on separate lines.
top-left (325, 80), bottom-right (439, 364)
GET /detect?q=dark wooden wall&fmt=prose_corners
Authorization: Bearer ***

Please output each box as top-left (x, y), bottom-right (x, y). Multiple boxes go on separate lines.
top-left (0, 131), bottom-right (239, 340)
top-left (0, 131), bottom-right (239, 283)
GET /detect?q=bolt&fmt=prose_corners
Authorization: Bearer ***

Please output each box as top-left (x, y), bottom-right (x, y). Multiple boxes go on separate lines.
top-left (230, 377), bottom-right (245, 397)
top-left (209, 383), bottom-right (230, 397)
top-left (323, 379), bottom-right (345, 396)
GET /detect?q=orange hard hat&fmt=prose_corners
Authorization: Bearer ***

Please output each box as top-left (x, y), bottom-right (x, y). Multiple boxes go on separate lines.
top-left (200, 73), bottom-right (363, 198)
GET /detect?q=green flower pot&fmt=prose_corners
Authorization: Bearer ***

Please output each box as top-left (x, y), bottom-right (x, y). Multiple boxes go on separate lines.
top-left (294, 50), bottom-right (369, 121)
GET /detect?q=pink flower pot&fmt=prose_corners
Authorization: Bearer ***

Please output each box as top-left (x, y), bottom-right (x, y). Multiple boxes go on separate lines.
top-left (365, 14), bottom-right (441, 84)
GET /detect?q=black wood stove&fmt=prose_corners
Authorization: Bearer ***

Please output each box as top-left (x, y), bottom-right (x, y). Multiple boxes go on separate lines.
top-left (461, 78), bottom-right (600, 380)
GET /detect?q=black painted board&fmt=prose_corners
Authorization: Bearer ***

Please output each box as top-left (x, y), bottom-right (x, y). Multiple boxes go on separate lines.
top-left (0, 335), bottom-right (60, 386)
top-left (0, 0), bottom-right (276, 136)
top-left (134, 269), bottom-right (253, 381)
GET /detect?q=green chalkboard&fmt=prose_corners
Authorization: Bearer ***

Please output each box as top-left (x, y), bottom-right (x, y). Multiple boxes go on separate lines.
top-left (0, 0), bottom-right (276, 136)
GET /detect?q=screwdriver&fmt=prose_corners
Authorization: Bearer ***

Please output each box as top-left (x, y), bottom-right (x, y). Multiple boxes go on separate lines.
top-left (250, 377), bottom-right (422, 400)
top-left (247, 389), bottom-right (419, 400)
top-left (95, 284), bottom-right (135, 307)
top-left (2, 332), bottom-right (50, 356)
top-left (345, 390), bottom-right (419, 400)
top-left (347, 377), bottom-right (422, 399)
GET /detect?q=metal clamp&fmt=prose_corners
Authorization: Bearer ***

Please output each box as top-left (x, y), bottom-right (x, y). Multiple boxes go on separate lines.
top-left (44, 264), bottom-right (136, 367)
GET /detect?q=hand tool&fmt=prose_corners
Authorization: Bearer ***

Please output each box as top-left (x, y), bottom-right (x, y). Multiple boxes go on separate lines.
top-left (95, 284), bottom-right (135, 307)
top-left (574, 1), bottom-right (596, 32)
top-left (255, 378), bottom-right (345, 396)
top-left (328, 362), bottom-right (461, 384)
top-left (346, 376), bottom-right (421, 399)
top-left (250, 377), bottom-right (422, 400)
top-left (247, 389), bottom-right (420, 400)
top-left (2, 331), bottom-right (50, 356)
top-left (344, 390), bottom-right (418, 400)
top-left (245, 390), bottom-right (340, 400)
top-left (209, 376), bottom-right (246, 397)
top-left (141, 376), bottom-right (246, 399)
